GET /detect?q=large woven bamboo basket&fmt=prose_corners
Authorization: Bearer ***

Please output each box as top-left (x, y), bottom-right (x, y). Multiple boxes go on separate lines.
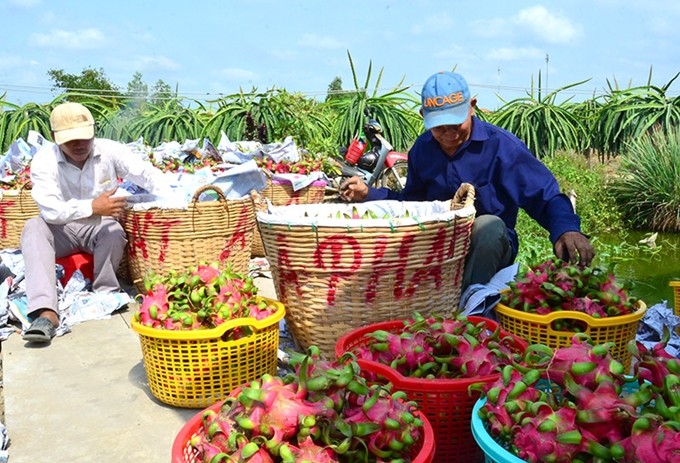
top-left (0, 188), bottom-right (40, 249)
top-left (251, 176), bottom-right (327, 257)
top-left (123, 185), bottom-right (258, 292)
top-left (257, 183), bottom-right (476, 358)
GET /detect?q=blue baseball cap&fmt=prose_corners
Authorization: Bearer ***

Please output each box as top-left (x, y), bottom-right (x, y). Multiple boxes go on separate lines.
top-left (421, 71), bottom-right (471, 130)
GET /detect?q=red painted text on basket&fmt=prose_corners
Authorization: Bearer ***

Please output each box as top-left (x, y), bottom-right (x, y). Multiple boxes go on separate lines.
top-left (219, 204), bottom-right (251, 261)
top-left (285, 189), bottom-right (302, 206)
top-left (275, 234), bottom-right (303, 302)
top-left (277, 228), bottom-right (454, 305)
top-left (313, 234), bottom-right (363, 305)
top-left (127, 211), bottom-right (181, 262)
top-left (0, 200), bottom-right (17, 239)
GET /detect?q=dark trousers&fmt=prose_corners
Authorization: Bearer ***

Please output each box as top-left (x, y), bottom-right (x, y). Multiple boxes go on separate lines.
top-left (20, 216), bottom-right (127, 318)
top-left (462, 215), bottom-right (514, 292)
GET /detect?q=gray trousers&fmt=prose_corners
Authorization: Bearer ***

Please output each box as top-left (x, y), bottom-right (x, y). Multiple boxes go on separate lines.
top-left (20, 216), bottom-right (127, 318)
top-left (462, 214), bottom-right (515, 292)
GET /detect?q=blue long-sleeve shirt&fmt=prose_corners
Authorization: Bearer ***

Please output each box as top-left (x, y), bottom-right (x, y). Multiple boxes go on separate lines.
top-left (365, 116), bottom-right (581, 257)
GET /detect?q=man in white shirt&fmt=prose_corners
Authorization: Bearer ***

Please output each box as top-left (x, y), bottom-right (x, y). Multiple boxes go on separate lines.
top-left (21, 102), bottom-right (172, 344)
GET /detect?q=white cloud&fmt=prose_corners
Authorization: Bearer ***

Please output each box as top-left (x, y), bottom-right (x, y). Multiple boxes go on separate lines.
top-left (217, 68), bottom-right (258, 81)
top-left (29, 28), bottom-right (107, 50)
top-left (471, 6), bottom-right (580, 45)
top-left (297, 33), bottom-right (345, 50)
top-left (131, 56), bottom-right (179, 71)
top-left (486, 46), bottom-right (545, 61)
top-left (513, 6), bottom-right (581, 44)
top-left (411, 13), bottom-right (455, 35)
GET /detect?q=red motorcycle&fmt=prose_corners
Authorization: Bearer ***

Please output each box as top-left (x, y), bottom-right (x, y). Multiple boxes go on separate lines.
top-left (335, 110), bottom-right (408, 191)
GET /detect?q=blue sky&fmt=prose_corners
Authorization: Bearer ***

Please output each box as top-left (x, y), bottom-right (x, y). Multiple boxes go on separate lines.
top-left (1, 0), bottom-right (679, 110)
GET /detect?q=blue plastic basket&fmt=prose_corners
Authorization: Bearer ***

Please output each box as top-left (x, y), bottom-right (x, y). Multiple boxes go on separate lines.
top-left (471, 398), bottom-right (525, 463)
top-left (471, 380), bottom-right (641, 463)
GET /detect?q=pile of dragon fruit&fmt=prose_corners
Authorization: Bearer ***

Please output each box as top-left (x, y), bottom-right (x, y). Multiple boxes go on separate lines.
top-left (352, 312), bottom-right (525, 379)
top-left (255, 157), bottom-right (324, 175)
top-left (188, 346), bottom-right (426, 463)
top-left (501, 259), bottom-right (640, 318)
top-left (478, 333), bottom-right (680, 462)
top-left (133, 262), bottom-right (278, 334)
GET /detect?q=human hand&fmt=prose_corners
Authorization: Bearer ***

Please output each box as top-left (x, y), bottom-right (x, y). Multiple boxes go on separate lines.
top-left (554, 231), bottom-right (595, 267)
top-left (339, 176), bottom-right (369, 203)
top-left (92, 187), bottom-right (127, 219)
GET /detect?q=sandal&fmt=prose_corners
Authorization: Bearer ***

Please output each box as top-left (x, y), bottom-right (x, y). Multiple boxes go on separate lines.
top-left (22, 317), bottom-right (57, 343)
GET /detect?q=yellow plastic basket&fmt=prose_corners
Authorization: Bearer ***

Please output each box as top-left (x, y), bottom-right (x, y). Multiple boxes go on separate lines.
top-left (494, 299), bottom-right (647, 370)
top-left (130, 298), bottom-right (284, 408)
top-left (670, 281), bottom-right (680, 317)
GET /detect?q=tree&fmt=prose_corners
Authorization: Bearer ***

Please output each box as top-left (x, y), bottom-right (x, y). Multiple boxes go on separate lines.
top-left (47, 67), bottom-right (119, 96)
top-left (125, 71), bottom-right (149, 109)
top-left (150, 79), bottom-right (175, 106)
top-left (325, 76), bottom-right (344, 102)
top-left (47, 67), bottom-right (121, 108)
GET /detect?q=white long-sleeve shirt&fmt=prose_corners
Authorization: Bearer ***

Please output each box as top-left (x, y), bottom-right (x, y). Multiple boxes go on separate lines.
top-left (30, 138), bottom-right (172, 224)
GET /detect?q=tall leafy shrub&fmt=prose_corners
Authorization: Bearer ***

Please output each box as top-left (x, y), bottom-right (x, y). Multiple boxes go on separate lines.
top-left (324, 51), bottom-right (421, 153)
top-left (489, 74), bottom-right (590, 159)
top-left (592, 72), bottom-right (680, 159)
top-left (610, 125), bottom-right (680, 232)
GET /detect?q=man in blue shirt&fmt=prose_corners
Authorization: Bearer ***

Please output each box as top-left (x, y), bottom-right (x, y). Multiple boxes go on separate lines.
top-left (340, 71), bottom-right (594, 292)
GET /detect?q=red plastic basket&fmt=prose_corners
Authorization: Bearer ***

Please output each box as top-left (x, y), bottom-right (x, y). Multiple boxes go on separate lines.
top-left (171, 396), bottom-right (436, 463)
top-left (335, 316), bottom-right (528, 463)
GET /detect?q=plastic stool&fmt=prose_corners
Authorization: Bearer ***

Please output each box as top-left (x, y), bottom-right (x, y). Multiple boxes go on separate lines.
top-left (56, 252), bottom-right (94, 286)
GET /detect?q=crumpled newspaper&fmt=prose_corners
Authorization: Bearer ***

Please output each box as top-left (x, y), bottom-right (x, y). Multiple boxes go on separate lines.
top-left (0, 130), bottom-right (51, 183)
top-left (635, 301), bottom-right (680, 357)
top-left (217, 133), bottom-right (300, 165)
top-left (459, 263), bottom-right (520, 319)
top-left (270, 171), bottom-right (327, 192)
top-left (0, 420), bottom-right (8, 463)
top-left (0, 249), bottom-right (132, 340)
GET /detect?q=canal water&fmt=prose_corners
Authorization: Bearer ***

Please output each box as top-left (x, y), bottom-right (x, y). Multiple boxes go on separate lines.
top-left (595, 231), bottom-right (680, 309)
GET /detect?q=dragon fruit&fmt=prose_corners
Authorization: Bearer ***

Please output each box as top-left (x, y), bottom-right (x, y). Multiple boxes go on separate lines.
top-left (618, 415), bottom-right (680, 462)
top-left (278, 437), bottom-right (339, 463)
top-left (478, 366), bottom-right (546, 440)
top-left (502, 259), bottom-right (639, 318)
top-left (512, 405), bottom-right (584, 463)
top-left (134, 282), bottom-right (170, 328)
top-left (134, 262), bottom-right (278, 335)
top-left (521, 334), bottom-right (627, 390)
top-left (629, 332), bottom-right (680, 389)
top-left (233, 374), bottom-right (334, 450)
top-left (352, 311), bottom-right (523, 380)
top-left (565, 375), bottom-right (653, 446)
top-left (479, 334), bottom-right (680, 463)
top-left (188, 346), bottom-right (426, 462)
top-left (343, 387), bottom-right (423, 460)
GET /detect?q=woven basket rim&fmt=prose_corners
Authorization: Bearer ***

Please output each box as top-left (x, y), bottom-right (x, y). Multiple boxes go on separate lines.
top-left (257, 202), bottom-right (475, 228)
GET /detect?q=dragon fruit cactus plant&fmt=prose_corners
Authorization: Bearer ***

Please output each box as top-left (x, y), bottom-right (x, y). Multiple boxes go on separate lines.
top-left (502, 259), bottom-right (640, 321)
top-left (133, 262), bottom-right (278, 336)
top-left (188, 346), bottom-right (426, 463)
top-left (351, 311), bottom-right (525, 380)
top-left (477, 334), bottom-right (680, 462)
